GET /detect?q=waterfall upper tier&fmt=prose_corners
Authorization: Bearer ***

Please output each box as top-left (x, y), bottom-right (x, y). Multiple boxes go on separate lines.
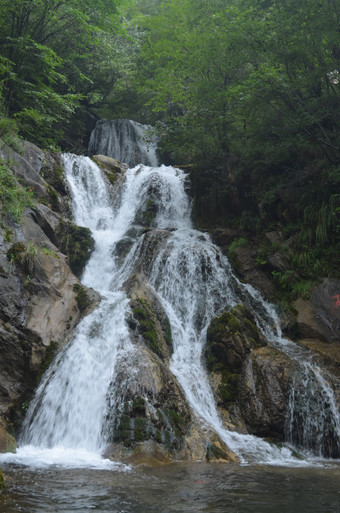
top-left (88, 119), bottom-right (159, 168)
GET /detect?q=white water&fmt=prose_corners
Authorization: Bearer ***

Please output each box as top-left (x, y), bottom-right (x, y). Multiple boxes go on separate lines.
top-left (2, 143), bottom-right (339, 468)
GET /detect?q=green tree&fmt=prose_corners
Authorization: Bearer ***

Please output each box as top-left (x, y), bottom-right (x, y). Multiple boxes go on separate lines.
top-left (0, 0), bottom-right (124, 147)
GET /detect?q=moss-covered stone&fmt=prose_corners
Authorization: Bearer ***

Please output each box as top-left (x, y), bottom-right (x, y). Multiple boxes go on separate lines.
top-left (135, 198), bottom-right (158, 227)
top-left (36, 341), bottom-right (59, 383)
top-left (92, 155), bottom-right (127, 186)
top-left (0, 425), bottom-right (17, 453)
top-left (130, 296), bottom-right (172, 360)
top-left (205, 304), bottom-right (267, 408)
top-left (73, 284), bottom-right (91, 312)
top-left (0, 468), bottom-right (5, 493)
top-left (41, 163), bottom-right (67, 195)
top-left (57, 221), bottom-right (94, 277)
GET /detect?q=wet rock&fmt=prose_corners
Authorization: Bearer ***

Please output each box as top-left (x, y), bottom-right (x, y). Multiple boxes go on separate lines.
top-left (0, 425), bottom-right (16, 453)
top-left (293, 278), bottom-right (340, 342)
top-left (92, 155), bottom-right (128, 186)
top-left (238, 347), bottom-right (297, 439)
top-left (56, 220), bottom-right (95, 277)
top-left (0, 145), bottom-right (99, 433)
top-left (104, 344), bottom-right (192, 458)
top-left (204, 304), bottom-right (267, 410)
top-left (127, 281), bottom-right (173, 361)
top-left (210, 228), bottom-right (239, 249)
top-left (0, 467), bottom-right (4, 493)
top-left (231, 246), bottom-right (277, 299)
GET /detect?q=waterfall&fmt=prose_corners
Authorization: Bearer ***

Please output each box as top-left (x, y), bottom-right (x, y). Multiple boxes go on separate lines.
top-left (88, 119), bottom-right (159, 168)
top-left (3, 121), bottom-right (339, 469)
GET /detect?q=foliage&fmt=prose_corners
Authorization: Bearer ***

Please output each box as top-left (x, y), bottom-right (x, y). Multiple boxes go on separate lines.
top-left (0, 0), bottom-right (129, 147)
top-left (0, 161), bottom-right (35, 221)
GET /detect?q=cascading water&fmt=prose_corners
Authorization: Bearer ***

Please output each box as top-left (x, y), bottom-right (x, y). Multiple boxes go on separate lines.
top-left (88, 119), bottom-right (158, 168)
top-left (2, 122), bottom-right (339, 469)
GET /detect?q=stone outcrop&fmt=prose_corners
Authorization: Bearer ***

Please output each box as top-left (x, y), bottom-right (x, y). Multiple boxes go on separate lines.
top-left (0, 142), bottom-right (99, 444)
top-left (92, 154), bottom-right (128, 186)
top-left (294, 278), bottom-right (340, 342)
top-left (238, 347), bottom-right (297, 439)
top-left (102, 275), bottom-right (239, 464)
top-left (204, 304), bottom-right (267, 411)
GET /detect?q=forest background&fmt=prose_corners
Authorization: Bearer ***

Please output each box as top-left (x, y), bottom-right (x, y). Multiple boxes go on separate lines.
top-left (0, 0), bottom-right (339, 303)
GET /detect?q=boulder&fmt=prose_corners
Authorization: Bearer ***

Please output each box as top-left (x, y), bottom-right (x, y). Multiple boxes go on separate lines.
top-left (92, 155), bottom-right (128, 186)
top-left (204, 304), bottom-right (267, 411)
top-left (293, 278), bottom-right (340, 342)
top-left (238, 347), bottom-right (297, 439)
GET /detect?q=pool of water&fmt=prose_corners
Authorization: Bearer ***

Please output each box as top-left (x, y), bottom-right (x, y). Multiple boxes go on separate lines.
top-left (1, 462), bottom-right (340, 513)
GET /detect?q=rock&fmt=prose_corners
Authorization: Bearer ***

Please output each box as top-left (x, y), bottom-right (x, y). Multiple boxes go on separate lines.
top-left (0, 141), bottom-right (49, 202)
top-left (56, 220), bottom-right (95, 277)
top-left (204, 304), bottom-right (267, 411)
top-left (127, 280), bottom-right (173, 361)
top-left (298, 339), bottom-right (340, 378)
top-left (104, 344), bottom-right (192, 458)
top-left (210, 228), bottom-right (238, 249)
top-left (0, 144), bottom-right (99, 433)
top-left (0, 425), bottom-right (16, 453)
top-left (232, 246), bottom-right (277, 298)
top-left (238, 347), bottom-right (297, 439)
top-left (0, 467), bottom-right (5, 494)
top-left (293, 278), bottom-right (340, 342)
top-left (92, 155), bottom-right (128, 186)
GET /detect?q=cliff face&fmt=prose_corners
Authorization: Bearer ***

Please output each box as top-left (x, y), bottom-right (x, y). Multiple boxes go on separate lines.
top-left (0, 141), bottom-right (99, 442)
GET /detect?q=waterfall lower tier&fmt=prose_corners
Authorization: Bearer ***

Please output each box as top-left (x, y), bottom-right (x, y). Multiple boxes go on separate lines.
top-left (4, 152), bottom-right (339, 469)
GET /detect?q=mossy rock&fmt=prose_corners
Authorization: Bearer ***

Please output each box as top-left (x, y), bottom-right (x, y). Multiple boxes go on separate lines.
top-left (0, 426), bottom-right (16, 453)
top-left (73, 284), bottom-right (92, 312)
top-left (37, 341), bottom-right (59, 383)
top-left (57, 221), bottom-right (94, 277)
top-left (205, 304), bottom-right (268, 408)
top-left (111, 394), bottom-right (191, 454)
top-left (0, 468), bottom-right (4, 493)
top-left (41, 163), bottom-right (67, 195)
top-left (134, 198), bottom-right (158, 227)
top-left (130, 295), bottom-right (172, 360)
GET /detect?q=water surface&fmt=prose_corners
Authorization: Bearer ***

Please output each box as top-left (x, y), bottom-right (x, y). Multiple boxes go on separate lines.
top-left (1, 462), bottom-right (339, 513)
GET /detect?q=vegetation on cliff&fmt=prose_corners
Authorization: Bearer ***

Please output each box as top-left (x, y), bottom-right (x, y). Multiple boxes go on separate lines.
top-left (0, 0), bottom-right (339, 291)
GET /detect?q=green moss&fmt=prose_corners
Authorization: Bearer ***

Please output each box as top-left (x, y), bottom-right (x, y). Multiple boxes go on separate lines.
top-left (132, 299), bottom-right (163, 357)
top-left (58, 221), bottom-right (94, 276)
top-left (46, 184), bottom-right (59, 211)
top-left (4, 227), bottom-right (12, 242)
top-left (41, 164), bottom-right (66, 195)
top-left (209, 311), bottom-right (241, 337)
top-left (0, 468), bottom-right (5, 492)
top-left (41, 246), bottom-right (59, 258)
top-left (73, 284), bottom-right (91, 312)
top-left (37, 341), bottom-right (59, 382)
top-left (132, 396), bottom-right (146, 417)
top-left (0, 160), bottom-right (35, 221)
top-left (92, 157), bottom-right (118, 186)
top-left (206, 443), bottom-right (229, 461)
top-left (134, 417), bottom-right (148, 441)
top-left (219, 372), bottom-right (239, 404)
